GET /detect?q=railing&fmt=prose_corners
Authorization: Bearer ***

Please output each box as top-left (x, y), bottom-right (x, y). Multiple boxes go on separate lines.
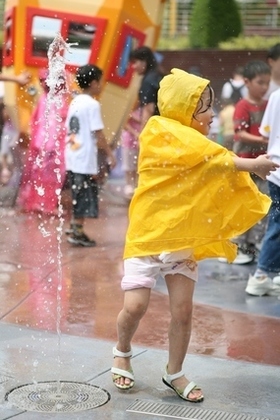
top-left (161, 0), bottom-right (280, 38)
top-left (0, 0), bottom-right (278, 42)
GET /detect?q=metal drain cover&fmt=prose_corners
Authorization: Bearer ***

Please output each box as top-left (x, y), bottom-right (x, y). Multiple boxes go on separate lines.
top-left (127, 399), bottom-right (272, 420)
top-left (6, 381), bottom-right (110, 413)
top-left (0, 375), bottom-right (12, 384)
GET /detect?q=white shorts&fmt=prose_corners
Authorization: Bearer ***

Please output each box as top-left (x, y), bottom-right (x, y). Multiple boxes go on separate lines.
top-left (122, 249), bottom-right (198, 291)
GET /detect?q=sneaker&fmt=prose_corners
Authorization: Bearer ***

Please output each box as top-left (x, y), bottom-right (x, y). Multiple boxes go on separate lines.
top-left (247, 243), bottom-right (261, 263)
top-left (65, 227), bottom-right (73, 235)
top-left (65, 223), bottom-right (80, 236)
top-left (245, 274), bottom-right (280, 296)
top-left (67, 232), bottom-right (96, 247)
top-left (272, 275), bottom-right (280, 286)
top-left (218, 247), bottom-right (254, 265)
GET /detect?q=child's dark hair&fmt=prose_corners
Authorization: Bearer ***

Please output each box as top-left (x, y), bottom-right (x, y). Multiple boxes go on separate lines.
top-left (129, 46), bottom-right (157, 73)
top-left (76, 64), bottom-right (103, 89)
top-left (233, 66), bottom-right (244, 77)
top-left (193, 85), bottom-right (213, 120)
top-left (267, 43), bottom-right (280, 61)
top-left (243, 60), bottom-right (270, 80)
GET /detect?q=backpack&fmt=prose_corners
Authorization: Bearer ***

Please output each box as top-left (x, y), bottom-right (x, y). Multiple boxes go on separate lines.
top-left (228, 80), bottom-right (244, 104)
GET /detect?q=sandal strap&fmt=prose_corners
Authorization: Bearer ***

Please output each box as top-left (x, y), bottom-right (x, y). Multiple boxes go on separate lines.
top-left (113, 346), bottom-right (132, 358)
top-left (182, 381), bottom-right (198, 398)
top-left (111, 367), bottom-right (134, 381)
top-left (164, 368), bottom-right (185, 382)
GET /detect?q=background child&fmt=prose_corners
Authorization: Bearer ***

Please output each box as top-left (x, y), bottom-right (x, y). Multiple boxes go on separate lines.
top-left (229, 60), bottom-right (271, 264)
top-left (264, 42), bottom-right (280, 99)
top-left (65, 64), bottom-right (116, 247)
top-left (17, 68), bottom-right (69, 214)
top-left (0, 104), bottom-right (19, 185)
top-left (121, 105), bottom-right (141, 198)
top-left (129, 46), bottom-right (164, 131)
top-left (218, 98), bottom-right (235, 150)
top-left (246, 87), bottom-right (280, 296)
top-left (220, 66), bottom-right (247, 104)
top-left (111, 68), bottom-right (277, 401)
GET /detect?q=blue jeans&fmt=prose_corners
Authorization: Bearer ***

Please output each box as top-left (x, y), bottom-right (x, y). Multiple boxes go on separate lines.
top-left (257, 181), bottom-right (280, 274)
top-left (235, 175), bottom-right (268, 247)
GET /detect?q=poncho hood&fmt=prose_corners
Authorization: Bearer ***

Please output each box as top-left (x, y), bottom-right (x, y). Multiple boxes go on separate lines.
top-left (158, 68), bottom-right (210, 126)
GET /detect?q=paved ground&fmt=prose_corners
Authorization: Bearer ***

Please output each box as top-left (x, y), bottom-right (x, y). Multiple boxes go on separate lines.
top-left (0, 177), bottom-right (279, 419)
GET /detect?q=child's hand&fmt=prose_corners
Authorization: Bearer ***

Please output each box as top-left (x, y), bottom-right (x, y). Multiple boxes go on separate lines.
top-left (17, 71), bottom-right (31, 86)
top-left (107, 153), bottom-right (117, 169)
top-left (253, 154), bottom-right (280, 180)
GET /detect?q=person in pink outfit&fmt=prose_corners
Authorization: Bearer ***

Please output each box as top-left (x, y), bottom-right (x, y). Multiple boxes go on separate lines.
top-left (17, 69), bottom-right (69, 215)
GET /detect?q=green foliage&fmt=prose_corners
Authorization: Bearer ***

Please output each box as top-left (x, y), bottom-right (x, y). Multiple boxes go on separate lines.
top-left (157, 34), bottom-right (279, 51)
top-left (189, 0), bottom-right (242, 48)
top-left (219, 35), bottom-right (280, 50)
top-left (158, 35), bottom-right (191, 51)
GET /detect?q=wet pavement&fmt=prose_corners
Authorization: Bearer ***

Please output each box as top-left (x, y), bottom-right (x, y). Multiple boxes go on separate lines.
top-left (0, 177), bottom-right (280, 419)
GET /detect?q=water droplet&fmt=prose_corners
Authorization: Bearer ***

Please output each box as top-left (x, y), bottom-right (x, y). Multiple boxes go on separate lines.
top-left (35, 185), bottom-right (45, 196)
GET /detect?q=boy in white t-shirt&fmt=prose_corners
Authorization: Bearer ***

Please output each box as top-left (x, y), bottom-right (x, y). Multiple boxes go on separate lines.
top-left (263, 43), bottom-right (280, 100)
top-left (245, 87), bottom-right (280, 296)
top-left (65, 64), bottom-right (116, 247)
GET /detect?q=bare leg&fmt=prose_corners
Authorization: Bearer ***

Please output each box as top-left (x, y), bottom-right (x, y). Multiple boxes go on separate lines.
top-left (125, 170), bottom-right (136, 188)
top-left (113, 287), bottom-right (151, 387)
top-left (124, 171), bottom-right (137, 197)
top-left (165, 273), bottom-right (202, 401)
top-left (1, 155), bottom-right (11, 184)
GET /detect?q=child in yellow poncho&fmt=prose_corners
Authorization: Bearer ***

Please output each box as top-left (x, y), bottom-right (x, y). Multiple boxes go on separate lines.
top-left (111, 69), bottom-right (279, 402)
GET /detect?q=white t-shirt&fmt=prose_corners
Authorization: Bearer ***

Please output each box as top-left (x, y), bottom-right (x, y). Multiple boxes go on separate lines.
top-left (263, 79), bottom-right (280, 100)
top-left (65, 94), bottom-right (104, 175)
top-left (221, 79), bottom-right (248, 100)
top-left (0, 81), bottom-right (5, 99)
top-left (259, 88), bottom-right (280, 187)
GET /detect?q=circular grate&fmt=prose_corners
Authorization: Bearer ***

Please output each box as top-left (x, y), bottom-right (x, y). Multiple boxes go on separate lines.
top-left (6, 381), bottom-right (110, 413)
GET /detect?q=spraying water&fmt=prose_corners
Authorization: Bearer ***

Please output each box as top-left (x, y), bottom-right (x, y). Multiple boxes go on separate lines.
top-left (46, 34), bottom-right (69, 106)
top-left (5, 32), bottom-right (111, 414)
top-left (45, 33), bottom-right (69, 387)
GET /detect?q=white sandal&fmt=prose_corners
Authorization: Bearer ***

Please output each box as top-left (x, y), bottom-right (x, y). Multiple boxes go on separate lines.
top-left (111, 346), bottom-right (135, 390)
top-left (162, 368), bottom-right (204, 402)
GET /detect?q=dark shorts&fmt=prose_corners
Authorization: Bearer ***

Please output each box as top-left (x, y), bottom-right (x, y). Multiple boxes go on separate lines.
top-left (68, 171), bottom-right (98, 219)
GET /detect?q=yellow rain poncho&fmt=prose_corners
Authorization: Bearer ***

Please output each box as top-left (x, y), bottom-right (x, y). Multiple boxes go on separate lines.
top-left (124, 69), bottom-right (271, 262)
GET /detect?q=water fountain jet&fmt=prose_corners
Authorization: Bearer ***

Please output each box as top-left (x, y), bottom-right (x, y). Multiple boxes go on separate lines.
top-left (5, 33), bottom-right (111, 414)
